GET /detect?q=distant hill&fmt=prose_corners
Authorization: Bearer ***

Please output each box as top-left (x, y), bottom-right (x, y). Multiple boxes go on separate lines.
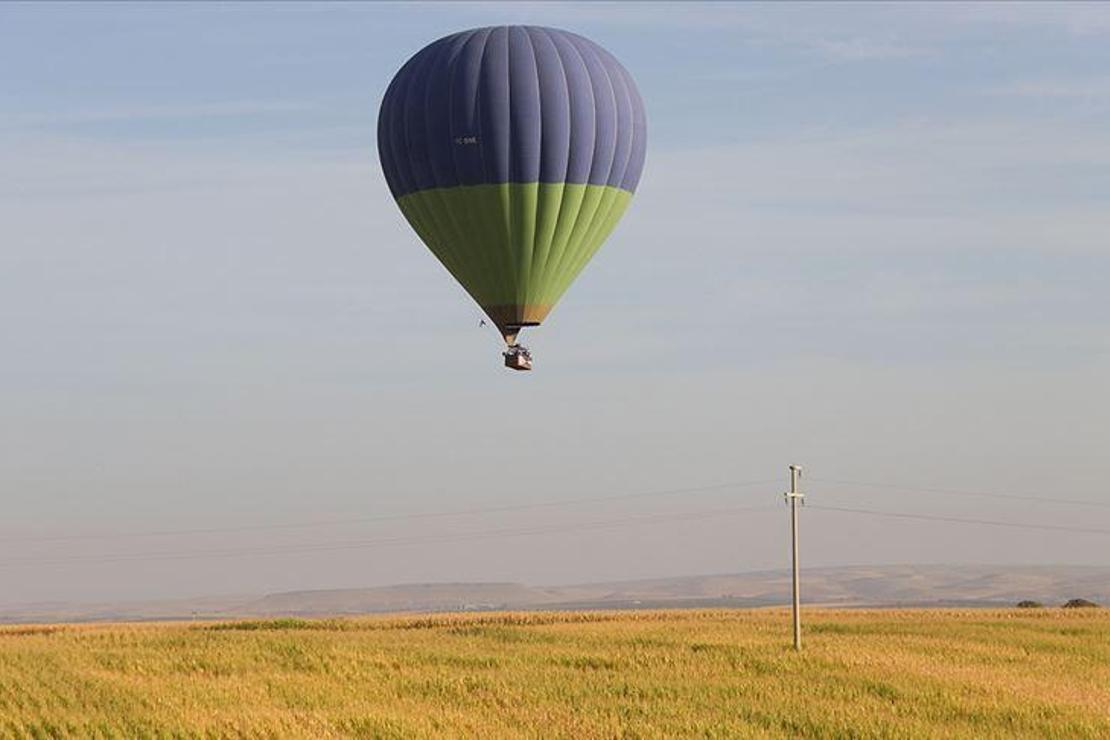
top-left (246, 582), bottom-right (557, 615)
top-left (2, 565), bottom-right (1107, 623)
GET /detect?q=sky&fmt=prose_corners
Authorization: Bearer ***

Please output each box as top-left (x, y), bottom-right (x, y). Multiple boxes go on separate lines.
top-left (1, 2), bottom-right (1108, 605)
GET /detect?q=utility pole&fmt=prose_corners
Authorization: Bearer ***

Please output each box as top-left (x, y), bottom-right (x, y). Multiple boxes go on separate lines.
top-left (785, 464), bottom-right (804, 651)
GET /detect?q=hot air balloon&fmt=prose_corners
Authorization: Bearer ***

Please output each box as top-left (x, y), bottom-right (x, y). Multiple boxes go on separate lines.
top-left (378, 26), bottom-right (647, 370)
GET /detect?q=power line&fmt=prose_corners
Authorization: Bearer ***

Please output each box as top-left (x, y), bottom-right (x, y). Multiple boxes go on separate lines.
top-left (810, 477), bottom-right (1110, 509)
top-left (5, 478), bottom-right (1107, 572)
top-left (808, 504), bottom-right (1110, 536)
top-left (0, 504), bottom-right (781, 569)
top-left (0, 479), bottom-right (777, 545)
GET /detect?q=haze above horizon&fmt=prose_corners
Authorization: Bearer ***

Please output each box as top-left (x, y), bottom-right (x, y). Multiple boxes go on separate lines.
top-left (1, 2), bottom-right (1107, 605)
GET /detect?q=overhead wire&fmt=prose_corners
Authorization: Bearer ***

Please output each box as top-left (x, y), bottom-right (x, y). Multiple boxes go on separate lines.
top-left (0, 479), bottom-right (778, 545)
top-left (0, 504), bottom-right (780, 569)
top-left (3, 476), bottom-right (1107, 572)
top-left (807, 504), bottom-right (1110, 536)
top-left (809, 477), bottom-right (1110, 509)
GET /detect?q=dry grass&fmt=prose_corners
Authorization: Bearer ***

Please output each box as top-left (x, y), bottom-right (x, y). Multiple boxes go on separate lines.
top-left (1, 608), bottom-right (1108, 738)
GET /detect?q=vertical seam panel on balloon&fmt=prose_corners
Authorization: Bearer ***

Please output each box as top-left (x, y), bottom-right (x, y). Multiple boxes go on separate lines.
top-left (518, 28), bottom-right (542, 309)
top-left (427, 34), bottom-right (489, 304)
top-left (448, 30), bottom-right (505, 307)
top-left (557, 38), bottom-right (629, 291)
top-left (530, 27), bottom-right (572, 303)
top-left (389, 52), bottom-right (450, 286)
top-left (497, 28), bottom-right (519, 306)
top-left (421, 38), bottom-right (471, 290)
top-left (442, 32), bottom-right (488, 297)
top-left (410, 41), bottom-right (467, 285)
top-left (545, 36), bottom-right (615, 305)
top-left (386, 55), bottom-right (416, 198)
top-left (404, 45), bottom-right (468, 288)
top-left (526, 27), bottom-right (569, 308)
top-left (377, 79), bottom-right (396, 196)
top-left (576, 55), bottom-right (643, 282)
top-left (483, 30), bottom-right (517, 308)
top-left (624, 65), bottom-right (648, 193)
top-left (563, 54), bottom-right (637, 288)
top-left (467, 29), bottom-right (514, 307)
top-left (604, 54), bottom-right (637, 191)
top-left (502, 27), bottom-right (521, 313)
top-left (536, 34), bottom-right (597, 306)
top-left (535, 28), bottom-right (586, 308)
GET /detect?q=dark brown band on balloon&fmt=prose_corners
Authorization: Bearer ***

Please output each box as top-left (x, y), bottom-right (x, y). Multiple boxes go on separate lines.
top-left (483, 304), bottom-right (551, 330)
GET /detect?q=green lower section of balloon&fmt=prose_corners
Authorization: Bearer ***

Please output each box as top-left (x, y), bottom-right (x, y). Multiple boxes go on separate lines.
top-left (397, 182), bottom-right (633, 322)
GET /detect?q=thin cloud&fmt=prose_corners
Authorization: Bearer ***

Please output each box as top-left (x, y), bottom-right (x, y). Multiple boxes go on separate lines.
top-left (926, 2), bottom-right (1110, 37)
top-left (812, 37), bottom-right (930, 61)
top-left (0, 100), bottom-right (318, 129)
top-left (989, 78), bottom-right (1110, 100)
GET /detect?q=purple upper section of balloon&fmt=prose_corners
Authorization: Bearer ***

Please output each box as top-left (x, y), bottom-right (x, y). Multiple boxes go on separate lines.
top-left (378, 26), bottom-right (647, 198)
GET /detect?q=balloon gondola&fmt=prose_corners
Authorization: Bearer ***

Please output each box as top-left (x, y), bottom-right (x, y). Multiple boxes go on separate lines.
top-left (377, 26), bottom-right (646, 369)
top-left (503, 343), bottom-right (533, 371)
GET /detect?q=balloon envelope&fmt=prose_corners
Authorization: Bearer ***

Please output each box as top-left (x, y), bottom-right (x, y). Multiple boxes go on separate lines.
top-left (378, 26), bottom-right (647, 340)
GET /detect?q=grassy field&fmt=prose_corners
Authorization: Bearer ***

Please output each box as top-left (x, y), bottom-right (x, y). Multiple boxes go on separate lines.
top-left (1, 608), bottom-right (1108, 738)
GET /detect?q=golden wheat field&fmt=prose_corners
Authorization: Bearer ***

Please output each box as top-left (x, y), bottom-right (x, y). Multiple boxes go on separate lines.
top-left (0, 608), bottom-right (1108, 738)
